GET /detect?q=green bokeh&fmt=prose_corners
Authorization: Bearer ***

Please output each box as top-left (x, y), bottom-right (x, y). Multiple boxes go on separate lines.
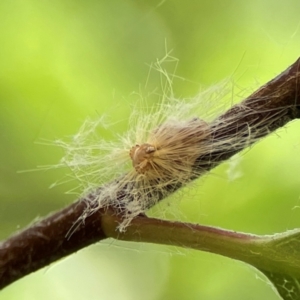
top-left (1, 1), bottom-right (300, 299)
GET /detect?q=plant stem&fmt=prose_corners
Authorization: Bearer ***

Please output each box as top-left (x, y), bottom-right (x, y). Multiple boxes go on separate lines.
top-left (1, 58), bottom-right (300, 289)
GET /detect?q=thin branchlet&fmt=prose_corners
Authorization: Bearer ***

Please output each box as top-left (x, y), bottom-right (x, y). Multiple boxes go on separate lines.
top-left (0, 58), bottom-right (300, 289)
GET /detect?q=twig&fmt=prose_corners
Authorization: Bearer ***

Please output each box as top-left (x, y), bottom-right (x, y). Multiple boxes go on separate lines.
top-left (1, 58), bottom-right (300, 290)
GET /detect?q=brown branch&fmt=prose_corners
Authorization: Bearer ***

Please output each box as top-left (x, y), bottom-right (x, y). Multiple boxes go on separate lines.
top-left (1, 58), bottom-right (300, 290)
top-left (0, 200), bottom-right (106, 289)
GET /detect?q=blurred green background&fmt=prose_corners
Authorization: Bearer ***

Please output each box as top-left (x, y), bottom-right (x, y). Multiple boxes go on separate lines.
top-left (1, 0), bottom-right (300, 299)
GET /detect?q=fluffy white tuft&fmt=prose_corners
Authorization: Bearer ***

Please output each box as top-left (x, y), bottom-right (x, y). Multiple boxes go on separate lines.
top-left (53, 57), bottom-right (233, 231)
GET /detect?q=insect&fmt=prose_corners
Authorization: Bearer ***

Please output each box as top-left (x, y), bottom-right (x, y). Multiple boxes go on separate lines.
top-left (53, 60), bottom-right (230, 231)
